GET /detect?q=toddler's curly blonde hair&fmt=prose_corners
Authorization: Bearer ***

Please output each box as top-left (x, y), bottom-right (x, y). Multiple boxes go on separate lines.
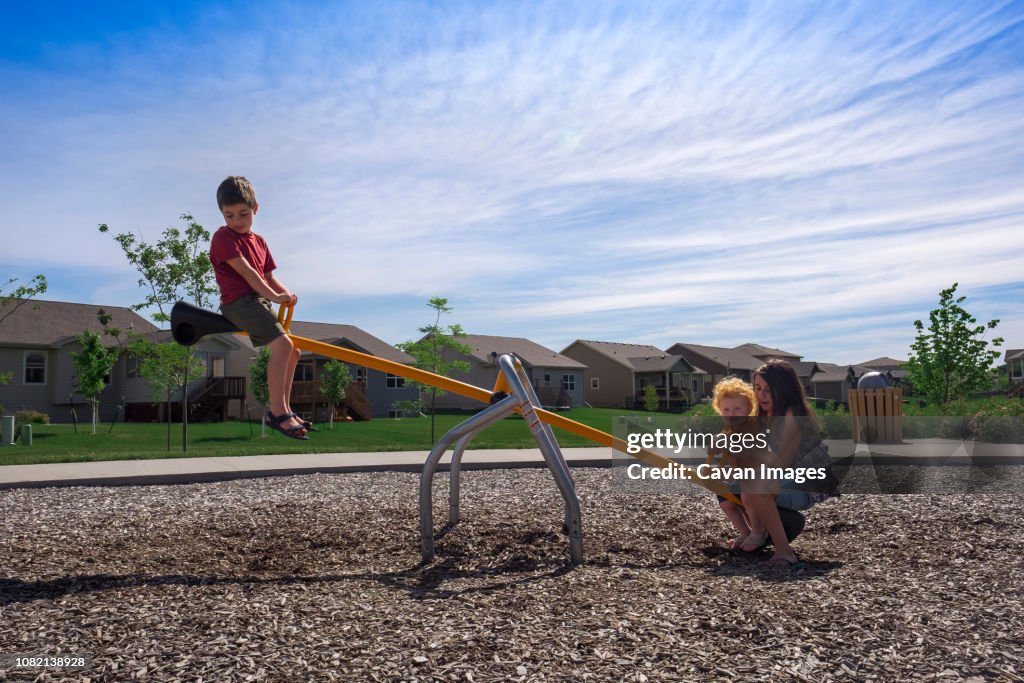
top-left (711, 376), bottom-right (755, 416)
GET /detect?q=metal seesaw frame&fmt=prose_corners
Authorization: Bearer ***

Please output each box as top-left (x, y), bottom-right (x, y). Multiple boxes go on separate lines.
top-left (419, 353), bottom-right (583, 565)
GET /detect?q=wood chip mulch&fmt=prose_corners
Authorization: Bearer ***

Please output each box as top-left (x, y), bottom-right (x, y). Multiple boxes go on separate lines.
top-left (1, 468), bottom-right (1021, 682)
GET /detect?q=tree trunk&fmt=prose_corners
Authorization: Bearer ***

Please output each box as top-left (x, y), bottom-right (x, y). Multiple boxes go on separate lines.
top-left (429, 388), bottom-right (437, 443)
top-left (181, 364), bottom-right (189, 452)
top-left (166, 389), bottom-right (172, 451)
top-left (91, 400), bottom-right (98, 435)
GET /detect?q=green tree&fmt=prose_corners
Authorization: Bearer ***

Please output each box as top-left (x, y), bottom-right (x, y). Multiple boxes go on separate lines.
top-left (905, 283), bottom-right (1003, 406)
top-left (643, 384), bottom-right (660, 413)
top-left (99, 215), bottom-right (217, 323)
top-left (397, 297), bottom-right (473, 442)
top-left (71, 330), bottom-right (119, 434)
top-left (128, 338), bottom-right (205, 450)
top-left (0, 274), bottom-right (48, 389)
top-left (100, 215), bottom-right (218, 449)
top-left (319, 360), bottom-right (351, 429)
top-left (249, 347), bottom-right (271, 437)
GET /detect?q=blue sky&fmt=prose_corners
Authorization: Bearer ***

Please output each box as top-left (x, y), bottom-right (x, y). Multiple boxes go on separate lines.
top-left (2, 0), bottom-right (1022, 364)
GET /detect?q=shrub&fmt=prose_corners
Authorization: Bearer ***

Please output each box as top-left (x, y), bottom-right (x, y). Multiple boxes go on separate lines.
top-left (901, 416), bottom-right (928, 439)
top-left (939, 415), bottom-right (973, 440)
top-left (16, 409), bottom-right (50, 424)
top-left (13, 409), bottom-right (49, 442)
top-left (685, 413), bottom-right (726, 435)
top-left (820, 412), bottom-right (853, 440)
top-left (973, 415), bottom-right (1024, 444)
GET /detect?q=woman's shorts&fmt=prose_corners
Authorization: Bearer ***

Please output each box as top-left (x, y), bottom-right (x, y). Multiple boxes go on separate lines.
top-left (716, 479), bottom-right (813, 511)
top-left (220, 293), bottom-right (285, 347)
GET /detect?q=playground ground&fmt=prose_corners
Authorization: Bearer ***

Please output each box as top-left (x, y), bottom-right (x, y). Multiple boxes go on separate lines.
top-left (1, 466), bottom-right (1021, 682)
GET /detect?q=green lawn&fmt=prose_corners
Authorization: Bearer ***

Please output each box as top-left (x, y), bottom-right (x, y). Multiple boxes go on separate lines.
top-left (0, 407), bottom-right (663, 466)
top-left (8, 397), bottom-right (1011, 467)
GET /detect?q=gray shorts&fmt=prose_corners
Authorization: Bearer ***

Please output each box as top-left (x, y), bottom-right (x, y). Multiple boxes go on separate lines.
top-left (718, 479), bottom-right (814, 512)
top-left (220, 293), bottom-right (285, 347)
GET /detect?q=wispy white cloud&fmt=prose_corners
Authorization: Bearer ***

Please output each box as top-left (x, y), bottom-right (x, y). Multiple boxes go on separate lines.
top-left (0, 0), bottom-right (1021, 362)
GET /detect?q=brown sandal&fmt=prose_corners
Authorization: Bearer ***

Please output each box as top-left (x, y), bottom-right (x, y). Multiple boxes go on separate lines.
top-left (266, 411), bottom-right (309, 440)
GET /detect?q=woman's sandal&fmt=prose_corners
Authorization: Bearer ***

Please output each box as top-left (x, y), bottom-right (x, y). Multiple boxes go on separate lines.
top-left (740, 530), bottom-right (769, 553)
top-left (764, 555), bottom-right (807, 571)
top-left (266, 411), bottom-right (310, 440)
top-left (729, 534), bottom-right (749, 551)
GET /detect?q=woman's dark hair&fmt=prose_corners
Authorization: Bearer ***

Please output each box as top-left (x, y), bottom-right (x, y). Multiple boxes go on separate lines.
top-left (754, 358), bottom-right (818, 429)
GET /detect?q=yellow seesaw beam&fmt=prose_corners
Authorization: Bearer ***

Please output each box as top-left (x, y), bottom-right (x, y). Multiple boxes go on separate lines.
top-left (273, 302), bottom-right (739, 505)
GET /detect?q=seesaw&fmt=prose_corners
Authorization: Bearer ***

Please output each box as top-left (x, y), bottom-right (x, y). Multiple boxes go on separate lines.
top-left (171, 301), bottom-right (803, 565)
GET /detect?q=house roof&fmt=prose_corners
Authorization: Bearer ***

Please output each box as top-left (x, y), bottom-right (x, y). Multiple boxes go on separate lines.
top-left (810, 362), bottom-right (851, 383)
top-left (671, 343), bottom-right (763, 371)
top-left (455, 334), bottom-right (586, 370)
top-left (811, 363), bottom-right (874, 383)
top-left (733, 343), bottom-right (802, 360)
top-left (562, 340), bottom-right (702, 373)
top-left (286, 320), bottom-right (414, 364)
top-left (626, 354), bottom-right (695, 373)
top-left (857, 356), bottom-right (906, 368)
top-left (0, 298), bottom-right (158, 347)
top-left (566, 340), bottom-right (666, 368)
top-left (1005, 349), bottom-right (1024, 362)
top-left (790, 361), bottom-right (821, 378)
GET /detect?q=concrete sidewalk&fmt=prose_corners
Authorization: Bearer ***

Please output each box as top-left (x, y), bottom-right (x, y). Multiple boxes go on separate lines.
top-left (1, 439), bottom-right (1020, 490)
top-left (0, 447), bottom-right (613, 489)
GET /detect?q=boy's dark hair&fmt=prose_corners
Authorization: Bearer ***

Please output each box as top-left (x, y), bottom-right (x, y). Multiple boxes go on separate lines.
top-left (217, 176), bottom-right (257, 209)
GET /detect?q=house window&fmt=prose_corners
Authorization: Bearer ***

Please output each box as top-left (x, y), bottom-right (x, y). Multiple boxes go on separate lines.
top-left (356, 367), bottom-right (367, 382)
top-left (591, 377), bottom-right (600, 390)
top-left (562, 374), bottom-right (576, 392)
top-left (294, 363), bottom-right (314, 382)
top-left (386, 373), bottom-right (405, 389)
top-left (127, 354), bottom-right (142, 378)
top-left (24, 351), bottom-right (46, 384)
top-left (1012, 361), bottom-right (1024, 380)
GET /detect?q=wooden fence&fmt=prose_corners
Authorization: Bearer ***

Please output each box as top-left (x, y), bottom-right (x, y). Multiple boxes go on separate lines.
top-left (848, 387), bottom-right (903, 443)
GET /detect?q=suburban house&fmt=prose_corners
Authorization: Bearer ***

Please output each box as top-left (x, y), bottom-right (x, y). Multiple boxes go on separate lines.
top-left (429, 334), bottom-right (587, 411)
top-left (857, 356), bottom-right (909, 389)
top-left (230, 319), bottom-right (421, 421)
top-left (560, 340), bottom-right (706, 410)
top-left (808, 363), bottom-right (886, 403)
top-left (1005, 349), bottom-right (1023, 396)
top-left (857, 356), bottom-right (905, 372)
top-left (0, 298), bottom-right (245, 423)
top-left (0, 298), bottom-right (422, 423)
top-left (789, 361), bottom-right (822, 396)
top-left (665, 343), bottom-right (764, 386)
top-left (732, 343), bottom-right (802, 363)
top-left (126, 329), bottom-right (248, 423)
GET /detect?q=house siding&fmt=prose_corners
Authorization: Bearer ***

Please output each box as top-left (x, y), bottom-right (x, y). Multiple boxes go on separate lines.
top-left (530, 366), bottom-right (584, 407)
top-left (429, 360), bottom-right (499, 411)
top-left (0, 346), bottom-right (132, 422)
top-left (0, 347), bottom-right (56, 416)
top-left (364, 367), bottom-right (421, 416)
top-left (811, 381), bottom-right (846, 403)
top-left (561, 343), bottom-right (635, 408)
top-left (428, 351), bottom-right (586, 411)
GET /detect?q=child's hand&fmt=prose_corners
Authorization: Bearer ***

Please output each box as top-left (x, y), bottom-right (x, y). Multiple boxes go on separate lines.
top-left (273, 291), bottom-right (298, 306)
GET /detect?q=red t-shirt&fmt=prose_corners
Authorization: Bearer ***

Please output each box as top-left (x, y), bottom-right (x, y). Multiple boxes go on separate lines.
top-left (209, 226), bottom-right (277, 305)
